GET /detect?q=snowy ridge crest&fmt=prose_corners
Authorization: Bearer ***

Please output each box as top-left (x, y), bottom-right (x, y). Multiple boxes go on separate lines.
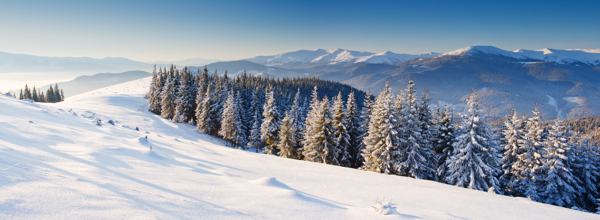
top-left (246, 49), bottom-right (439, 65)
top-left (442, 45), bottom-right (600, 66)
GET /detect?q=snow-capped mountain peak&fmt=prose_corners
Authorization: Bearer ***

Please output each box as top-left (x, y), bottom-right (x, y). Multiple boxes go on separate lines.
top-left (443, 45), bottom-right (600, 66)
top-left (245, 49), bottom-right (438, 65)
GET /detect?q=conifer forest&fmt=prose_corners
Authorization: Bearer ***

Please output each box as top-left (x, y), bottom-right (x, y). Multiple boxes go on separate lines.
top-left (147, 65), bottom-right (600, 213)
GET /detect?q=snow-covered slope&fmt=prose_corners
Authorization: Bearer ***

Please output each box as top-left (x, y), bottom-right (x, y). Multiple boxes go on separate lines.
top-left (245, 49), bottom-right (438, 66)
top-left (442, 46), bottom-right (600, 66)
top-left (0, 79), bottom-right (597, 219)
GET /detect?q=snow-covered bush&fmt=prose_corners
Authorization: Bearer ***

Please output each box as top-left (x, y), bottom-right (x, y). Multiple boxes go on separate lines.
top-left (372, 198), bottom-right (396, 215)
top-left (95, 118), bottom-right (102, 126)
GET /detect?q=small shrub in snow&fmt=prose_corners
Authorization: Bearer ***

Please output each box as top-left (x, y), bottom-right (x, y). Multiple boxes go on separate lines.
top-left (107, 120), bottom-right (114, 125)
top-left (95, 118), bottom-right (102, 126)
top-left (372, 198), bottom-right (396, 215)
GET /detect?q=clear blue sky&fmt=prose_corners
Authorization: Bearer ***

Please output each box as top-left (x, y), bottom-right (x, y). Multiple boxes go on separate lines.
top-left (1, 0), bottom-right (598, 61)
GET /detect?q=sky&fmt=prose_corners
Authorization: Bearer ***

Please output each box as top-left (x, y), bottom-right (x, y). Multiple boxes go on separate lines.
top-left (1, 0), bottom-right (599, 62)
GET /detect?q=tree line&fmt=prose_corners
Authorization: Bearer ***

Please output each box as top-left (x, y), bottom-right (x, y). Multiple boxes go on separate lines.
top-left (17, 83), bottom-right (65, 103)
top-left (146, 65), bottom-right (600, 213)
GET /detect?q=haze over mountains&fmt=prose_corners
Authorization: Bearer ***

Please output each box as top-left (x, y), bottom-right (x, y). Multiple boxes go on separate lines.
top-left (3, 45), bottom-right (600, 119)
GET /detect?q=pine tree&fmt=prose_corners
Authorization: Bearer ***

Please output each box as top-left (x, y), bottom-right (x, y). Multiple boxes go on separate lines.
top-left (537, 118), bottom-right (583, 207)
top-left (261, 86), bottom-right (281, 155)
top-left (232, 91), bottom-right (248, 149)
top-left (32, 86), bottom-right (38, 102)
top-left (332, 92), bottom-right (352, 167)
top-left (500, 109), bottom-right (526, 196)
top-left (219, 89), bottom-right (237, 146)
top-left (357, 90), bottom-right (374, 168)
top-left (519, 104), bottom-right (546, 200)
top-left (148, 68), bottom-right (162, 114)
top-left (571, 138), bottom-right (600, 211)
top-left (302, 94), bottom-right (338, 165)
top-left (197, 85), bottom-right (219, 135)
top-left (19, 89), bottom-right (23, 100)
top-left (436, 106), bottom-right (455, 182)
top-left (445, 90), bottom-right (500, 192)
top-left (396, 79), bottom-right (437, 180)
top-left (288, 89), bottom-right (304, 155)
top-left (248, 112), bottom-right (265, 153)
top-left (54, 83), bottom-right (61, 102)
top-left (278, 110), bottom-right (297, 159)
top-left (345, 91), bottom-right (361, 168)
top-left (160, 77), bottom-right (176, 119)
top-left (360, 83), bottom-right (400, 173)
top-left (173, 69), bottom-right (194, 123)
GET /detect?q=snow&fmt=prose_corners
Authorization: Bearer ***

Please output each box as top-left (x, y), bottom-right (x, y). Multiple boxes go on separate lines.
top-left (546, 94), bottom-right (564, 119)
top-left (564, 96), bottom-right (579, 102)
top-left (440, 45), bottom-right (600, 66)
top-left (355, 51), bottom-right (440, 64)
top-left (0, 77), bottom-right (597, 219)
top-left (245, 49), bottom-right (439, 65)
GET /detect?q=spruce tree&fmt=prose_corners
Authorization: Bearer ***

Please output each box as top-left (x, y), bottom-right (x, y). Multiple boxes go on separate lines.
top-left (32, 86), bottom-right (38, 102)
top-left (446, 90), bottom-right (500, 192)
top-left (197, 85), bottom-right (219, 135)
top-left (160, 77), bottom-right (176, 119)
top-left (232, 91), bottom-right (248, 149)
top-left (261, 86), bottom-right (281, 155)
top-left (396, 79), bottom-right (437, 180)
top-left (302, 95), bottom-right (338, 165)
top-left (571, 138), bottom-right (600, 211)
top-left (537, 118), bottom-right (583, 207)
top-left (248, 112), bottom-right (265, 153)
top-left (500, 109), bottom-right (526, 196)
top-left (332, 92), bottom-right (352, 167)
top-left (278, 110), bottom-right (298, 159)
top-left (360, 83), bottom-right (400, 174)
top-left (436, 106), bottom-right (455, 182)
top-left (519, 104), bottom-right (546, 200)
top-left (219, 89), bottom-right (237, 146)
top-left (148, 70), bottom-right (162, 114)
top-left (345, 91), bottom-right (361, 168)
top-left (357, 90), bottom-right (373, 168)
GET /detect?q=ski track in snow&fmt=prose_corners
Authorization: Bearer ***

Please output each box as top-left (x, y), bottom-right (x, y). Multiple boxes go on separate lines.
top-left (0, 77), bottom-right (597, 219)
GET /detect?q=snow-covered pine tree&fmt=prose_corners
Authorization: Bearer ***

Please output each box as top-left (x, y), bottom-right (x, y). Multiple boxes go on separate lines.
top-left (197, 84), bottom-right (219, 135)
top-left (219, 89), bottom-right (237, 146)
top-left (360, 82), bottom-right (400, 174)
top-left (248, 112), bottom-right (265, 153)
top-left (332, 92), bottom-right (352, 167)
top-left (278, 110), bottom-right (297, 159)
top-left (445, 90), bottom-right (500, 192)
top-left (518, 104), bottom-right (546, 200)
top-left (160, 76), bottom-right (176, 119)
top-left (148, 68), bottom-right (162, 114)
top-left (288, 89), bottom-right (304, 155)
top-left (261, 86), bottom-right (281, 155)
top-left (537, 118), bottom-right (583, 208)
top-left (356, 90), bottom-right (373, 168)
top-left (233, 91), bottom-right (247, 149)
top-left (173, 70), bottom-right (194, 123)
top-left (500, 109), bottom-right (526, 196)
top-left (345, 91), bottom-right (361, 168)
top-left (571, 138), bottom-right (600, 211)
top-left (416, 88), bottom-right (439, 179)
top-left (396, 79), bottom-right (437, 180)
top-left (436, 106), bottom-right (455, 182)
top-left (302, 94), bottom-right (338, 165)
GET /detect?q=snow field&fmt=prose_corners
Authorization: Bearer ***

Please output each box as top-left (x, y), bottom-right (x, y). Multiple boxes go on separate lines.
top-left (0, 78), bottom-right (597, 219)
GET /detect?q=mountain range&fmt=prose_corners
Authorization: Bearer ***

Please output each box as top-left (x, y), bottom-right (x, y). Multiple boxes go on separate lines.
top-left (3, 46), bottom-right (600, 119)
top-left (240, 46), bottom-right (600, 119)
